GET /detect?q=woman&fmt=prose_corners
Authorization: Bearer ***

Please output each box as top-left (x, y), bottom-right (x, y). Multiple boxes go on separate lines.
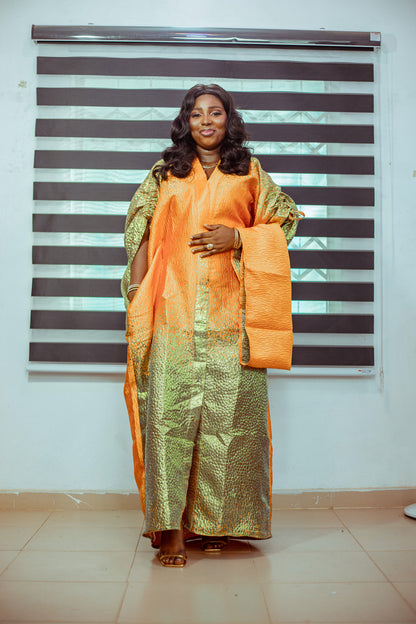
top-left (121, 84), bottom-right (302, 567)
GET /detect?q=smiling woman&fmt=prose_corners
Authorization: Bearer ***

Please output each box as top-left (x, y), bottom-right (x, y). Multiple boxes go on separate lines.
top-left (153, 84), bottom-right (252, 181)
top-left (121, 83), bottom-right (302, 568)
top-left (189, 93), bottom-right (227, 155)
top-left (188, 92), bottom-right (235, 254)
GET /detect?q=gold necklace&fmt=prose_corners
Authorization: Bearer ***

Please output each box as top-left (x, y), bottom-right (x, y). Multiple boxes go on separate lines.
top-left (200, 160), bottom-right (220, 170)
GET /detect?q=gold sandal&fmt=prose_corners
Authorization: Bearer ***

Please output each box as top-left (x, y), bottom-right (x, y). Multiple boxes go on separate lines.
top-left (201, 536), bottom-right (228, 553)
top-left (158, 549), bottom-right (187, 568)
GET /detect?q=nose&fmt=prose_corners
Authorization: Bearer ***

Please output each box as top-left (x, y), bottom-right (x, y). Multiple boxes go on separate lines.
top-left (201, 113), bottom-right (211, 125)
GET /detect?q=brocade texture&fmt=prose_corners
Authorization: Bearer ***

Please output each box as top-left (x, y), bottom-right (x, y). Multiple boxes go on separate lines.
top-left (122, 157), bottom-right (300, 539)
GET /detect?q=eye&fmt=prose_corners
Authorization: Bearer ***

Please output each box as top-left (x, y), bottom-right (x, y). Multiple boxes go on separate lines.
top-left (191, 112), bottom-right (201, 118)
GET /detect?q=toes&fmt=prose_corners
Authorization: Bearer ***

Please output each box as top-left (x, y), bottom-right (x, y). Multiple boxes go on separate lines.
top-left (159, 554), bottom-right (185, 566)
top-left (161, 554), bottom-right (182, 565)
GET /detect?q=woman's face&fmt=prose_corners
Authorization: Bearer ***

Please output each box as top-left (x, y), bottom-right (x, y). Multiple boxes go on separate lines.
top-left (189, 94), bottom-right (227, 152)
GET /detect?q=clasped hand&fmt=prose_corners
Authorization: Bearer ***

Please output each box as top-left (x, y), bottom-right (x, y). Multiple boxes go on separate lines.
top-left (188, 224), bottom-right (235, 257)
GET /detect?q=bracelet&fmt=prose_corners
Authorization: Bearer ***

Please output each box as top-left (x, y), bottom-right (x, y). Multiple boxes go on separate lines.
top-left (233, 228), bottom-right (242, 249)
top-left (128, 283), bottom-right (141, 294)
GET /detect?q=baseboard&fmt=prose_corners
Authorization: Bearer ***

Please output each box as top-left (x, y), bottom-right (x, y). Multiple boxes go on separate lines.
top-left (272, 488), bottom-right (416, 509)
top-left (1, 488), bottom-right (415, 511)
top-left (0, 491), bottom-right (140, 511)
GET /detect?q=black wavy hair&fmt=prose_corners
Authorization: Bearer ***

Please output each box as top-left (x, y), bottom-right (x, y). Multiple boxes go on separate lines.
top-left (153, 84), bottom-right (252, 181)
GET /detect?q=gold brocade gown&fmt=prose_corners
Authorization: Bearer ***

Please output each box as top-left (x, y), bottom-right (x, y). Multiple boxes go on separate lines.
top-left (122, 157), bottom-right (300, 539)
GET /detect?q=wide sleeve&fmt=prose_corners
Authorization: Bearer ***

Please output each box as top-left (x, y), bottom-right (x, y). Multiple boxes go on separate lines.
top-left (252, 163), bottom-right (304, 242)
top-left (120, 164), bottom-right (160, 309)
top-left (236, 159), bottom-right (304, 370)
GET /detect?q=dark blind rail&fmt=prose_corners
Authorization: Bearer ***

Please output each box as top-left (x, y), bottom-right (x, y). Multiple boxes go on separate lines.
top-left (30, 310), bottom-right (373, 334)
top-left (37, 56), bottom-right (375, 81)
top-left (33, 183), bottom-right (375, 205)
top-left (29, 342), bottom-right (375, 366)
top-left (35, 122), bottom-right (374, 143)
top-left (32, 215), bottom-right (374, 238)
top-left (32, 246), bottom-right (374, 269)
top-left (37, 88), bottom-right (374, 112)
top-left (31, 279), bottom-right (374, 301)
top-left (34, 149), bottom-right (374, 175)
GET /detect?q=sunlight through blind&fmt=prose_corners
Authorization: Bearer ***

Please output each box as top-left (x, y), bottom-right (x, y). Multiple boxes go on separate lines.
top-left (30, 35), bottom-right (378, 373)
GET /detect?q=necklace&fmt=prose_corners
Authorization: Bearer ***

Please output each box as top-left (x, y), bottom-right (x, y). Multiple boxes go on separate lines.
top-left (200, 159), bottom-right (220, 170)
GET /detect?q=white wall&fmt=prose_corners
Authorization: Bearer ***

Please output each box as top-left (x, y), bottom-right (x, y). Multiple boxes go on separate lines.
top-left (1, 0), bottom-right (415, 492)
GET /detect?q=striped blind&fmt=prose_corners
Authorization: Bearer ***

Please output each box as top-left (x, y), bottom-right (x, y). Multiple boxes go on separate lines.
top-left (30, 39), bottom-right (378, 374)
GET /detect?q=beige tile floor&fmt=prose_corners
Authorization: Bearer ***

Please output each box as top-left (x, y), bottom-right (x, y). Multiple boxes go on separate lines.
top-left (0, 508), bottom-right (415, 623)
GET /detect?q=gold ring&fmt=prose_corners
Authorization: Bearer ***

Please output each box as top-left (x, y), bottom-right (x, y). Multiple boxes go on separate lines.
top-left (206, 243), bottom-right (214, 250)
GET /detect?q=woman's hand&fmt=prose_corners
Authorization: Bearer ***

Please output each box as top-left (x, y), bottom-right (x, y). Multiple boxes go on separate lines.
top-left (188, 224), bottom-right (236, 258)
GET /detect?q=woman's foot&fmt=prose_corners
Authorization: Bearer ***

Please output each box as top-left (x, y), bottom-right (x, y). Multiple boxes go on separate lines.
top-left (159, 529), bottom-right (187, 567)
top-left (201, 536), bottom-right (228, 553)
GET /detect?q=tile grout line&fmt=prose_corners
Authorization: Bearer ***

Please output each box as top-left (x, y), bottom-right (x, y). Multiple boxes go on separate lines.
top-left (114, 580), bottom-right (130, 624)
top-left (1, 515), bottom-right (54, 577)
top-left (0, 510), bottom-right (143, 585)
top-left (247, 549), bottom-right (274, 624)
top-left (257, 581), bottom-right (416, 624)
top-left (2, 510), bottom-right (415, 622)
top-left (333, 508), bottom-right (416, 618)
top-left (0, 550), bottom-right (21, 580)
top-left (387, 582), bottom-right (416, 618)
top-left (114, 521), bottom-right (143, 623)
top-left (0, 510), bottom-right (54, 578)
top-left (258, 580), bottom-right (273, 624)
top-left (16, 512), bottom-right (143, 553)
top-left (332, 508), bottom-right (396, 581)
top-left (0, 511), bottom-right (52, 582)
top-left (266, 510), bottom-right (398, 588)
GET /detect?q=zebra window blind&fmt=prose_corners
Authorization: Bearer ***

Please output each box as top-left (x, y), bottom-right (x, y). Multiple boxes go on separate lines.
top-left (30, 27), bottom-right (380, 374)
